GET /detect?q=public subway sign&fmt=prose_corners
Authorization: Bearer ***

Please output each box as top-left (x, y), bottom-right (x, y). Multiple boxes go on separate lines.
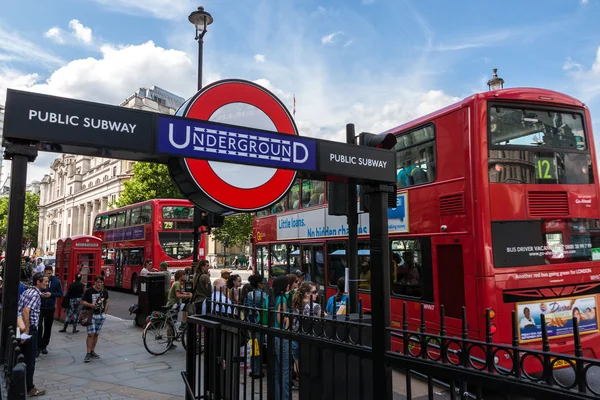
top-left (3, 81), bottom-right (397, 214)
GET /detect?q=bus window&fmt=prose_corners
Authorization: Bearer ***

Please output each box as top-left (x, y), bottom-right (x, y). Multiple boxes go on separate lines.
top-left (141, 204), bottom-right (152, 223)
top-left (289, 244), bottom-right (300, 272)
top-left (270, 244), bottom-right (289, 277)
top-left (256, 210), bottom-right (268, 217)
top-left (358, 241), bottom-right (371, 291)
top-left (395, 124), bottom-right (436, 188)
top-left (100, 215), bottom-right (109, 230)
top-left (108, 214), bottom-right (117, 229)
top-left (122, 248), bottom-right (144, 265)
top-left (94, 216), bottom-right (101, 231)
top-left (124, 209), bottom-right (132, 226)
top-left (270, 198), bottom-right (286, 214)
top-left (327, 242), bottom-right (346, 286)
top-left (287, 180), bottom-right (301, 210)
top-left (131, 207), bottom-right (142, 225)
top-left (302, 180), bottom-right (325, 207)
top-left (390, 238), bottom-right (433, 302)
top-left (116, 211), bottom-right (126, 228)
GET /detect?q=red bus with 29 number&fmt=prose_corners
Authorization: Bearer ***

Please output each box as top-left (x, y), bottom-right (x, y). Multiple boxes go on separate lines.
top-left (92, 199), bottom-right (206, 294)
top-left (252, 87), bottom-right (600, 373)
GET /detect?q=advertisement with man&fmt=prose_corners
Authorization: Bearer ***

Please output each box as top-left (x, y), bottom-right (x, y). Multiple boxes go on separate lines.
top-left (517, 295), bottom-right (598, 343)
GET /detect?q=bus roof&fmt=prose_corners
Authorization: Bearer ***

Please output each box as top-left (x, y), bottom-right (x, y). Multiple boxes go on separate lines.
top-left (381, 87), bottom-right (586, 136)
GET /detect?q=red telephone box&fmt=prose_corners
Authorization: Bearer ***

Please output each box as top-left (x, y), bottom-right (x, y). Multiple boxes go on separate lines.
top-left (54, 235), bottom-right (102, 321)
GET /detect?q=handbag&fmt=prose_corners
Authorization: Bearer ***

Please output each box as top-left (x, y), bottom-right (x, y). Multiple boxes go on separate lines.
top-left (61, 295), bottom-right (70, 310)
top-left (79, 308), bottom-right (93, 326)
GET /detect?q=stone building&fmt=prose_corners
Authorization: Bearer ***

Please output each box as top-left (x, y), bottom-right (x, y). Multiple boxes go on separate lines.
top-left (37, 86), bottom-right (184, 256)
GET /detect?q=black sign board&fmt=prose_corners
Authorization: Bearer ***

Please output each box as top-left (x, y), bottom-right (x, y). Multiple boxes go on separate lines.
top-left (318, 140), bottom-right (396, 183)
top-left (3, 89), bottom-right (396, 184)
top-left (3, 90), bottom-right (156, 157)
top-left (491, 220), bottom-right (546, 267)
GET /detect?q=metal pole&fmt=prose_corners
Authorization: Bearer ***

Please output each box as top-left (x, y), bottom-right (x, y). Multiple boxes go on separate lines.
top-left (197, 37), bottom-right (204, 91)
top-left (0, 141), bottom-right (37, 361)
top-left (367, 184), bottom-right (393, 400)
top-left (346, 124), bottom-right (359, 314)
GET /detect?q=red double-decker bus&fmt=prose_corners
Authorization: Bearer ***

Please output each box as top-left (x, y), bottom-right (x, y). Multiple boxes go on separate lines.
top-left (92, 199), bottom-right (206, 294)
top-left (253, 87), bottom-right (600, 370)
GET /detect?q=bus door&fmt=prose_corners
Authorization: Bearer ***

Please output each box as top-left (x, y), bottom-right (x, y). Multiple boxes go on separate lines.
top-left (301, 244), bottom-right (326, 296)
top-left (434, 236), bottom-right (475, 335)
top-left (255, 245), bottom-right (268, 280)
top-left (115, 249), bottom-right (124, 288)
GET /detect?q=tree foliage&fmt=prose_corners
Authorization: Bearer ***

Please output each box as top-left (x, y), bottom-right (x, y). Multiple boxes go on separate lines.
top-left (115, 162), bottom-right (183, 207)
top-left (211, 213), bottom-right (255, 248)
top-left (0, 192), bottom-right (40, 251)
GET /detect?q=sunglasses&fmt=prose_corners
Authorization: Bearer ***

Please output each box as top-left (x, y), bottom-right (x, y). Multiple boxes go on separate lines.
top-left (310, 290), bottom-right (318, 294)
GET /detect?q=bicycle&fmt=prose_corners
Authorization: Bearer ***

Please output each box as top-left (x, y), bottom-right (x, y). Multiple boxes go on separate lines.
top-left (142, 305), bottom-right (204, 356)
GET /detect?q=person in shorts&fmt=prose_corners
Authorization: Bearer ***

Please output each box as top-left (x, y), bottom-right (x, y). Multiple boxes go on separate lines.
top-left (80, 276), bottom-right (110, 363)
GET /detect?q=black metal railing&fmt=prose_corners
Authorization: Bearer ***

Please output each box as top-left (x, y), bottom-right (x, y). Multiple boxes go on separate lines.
top-left (182, 287), bottom-right (600, 400)
top-left (0, 326), bottom-right (27, 400)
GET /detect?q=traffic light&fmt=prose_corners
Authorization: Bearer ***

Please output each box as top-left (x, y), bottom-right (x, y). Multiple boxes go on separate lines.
top-left (358, 132), bottom-right (397, 149)
top-left (358, 132), bottom-right (397, 212)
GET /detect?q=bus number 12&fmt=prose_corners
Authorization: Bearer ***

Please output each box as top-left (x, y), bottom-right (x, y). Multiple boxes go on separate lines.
top-left (536, 159), bottom-right (553, 179)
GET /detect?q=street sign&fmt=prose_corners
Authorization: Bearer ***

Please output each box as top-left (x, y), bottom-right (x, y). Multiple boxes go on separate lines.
top-left (157, 116), bottom-right (316, 171)
top-left (169, 79), bottom-right (302, 214)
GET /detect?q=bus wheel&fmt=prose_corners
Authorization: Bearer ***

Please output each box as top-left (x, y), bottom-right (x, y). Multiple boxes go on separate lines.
top-left (131, 275), bottom-right (139, 295)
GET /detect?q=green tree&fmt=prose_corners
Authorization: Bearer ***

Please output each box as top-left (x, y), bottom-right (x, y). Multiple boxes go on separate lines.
top-left (211, 213), bottom-right (255, 248)
top-left (115, 162), bottom-right (183, 207)
top-left (0, 192), bottom-right (39, 252)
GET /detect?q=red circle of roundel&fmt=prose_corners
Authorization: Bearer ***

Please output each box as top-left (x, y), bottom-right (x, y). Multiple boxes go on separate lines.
top-left (183, 81), bottom-right (297, 211)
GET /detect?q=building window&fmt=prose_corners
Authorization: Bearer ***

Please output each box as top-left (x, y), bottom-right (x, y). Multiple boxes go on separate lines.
top-left (68, 209), bottom-right (71, 217)
top-left (113, 166), bottom-right (117, 176)
top-left (69, 187), bottom-right (73, 195)
top-left (395, 124), bottom-right (436, 188)
top-left (104, 175), bottom-right (108, 181)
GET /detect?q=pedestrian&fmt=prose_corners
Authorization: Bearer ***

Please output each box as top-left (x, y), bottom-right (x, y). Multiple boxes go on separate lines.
top-left (271, 275), bottom-right (292, 400)
top-left (232, 256), bottom-right (240, 270)
top-left (245, 274), bottom-right (267, 378)
top-left (192, 260), bottom-right (212, 315)
top-left (292, 269), bottom-right (305, 285)
top-left (81, 276), bottom-right (110, 363)
top-left (140, 259), bottom-right (152, 276)
top-left (151, 262), bottom-right (171, 304)
top-left (18, 272), bottom-right (47, 397)
top-left (59, 274), bottom-right (85, 333)
top-left (20, 256), bottom-right (33, 283)
top-left (226, 274), bottom-right (242, 305)
top-left (38, 265), bottom-right (62, 355)
top-left (326, 277), bottom-right (349, 315)
top-left (166, 270), bottom-right (192, 330)
top-left (35, 258), bottom-right (45, 274)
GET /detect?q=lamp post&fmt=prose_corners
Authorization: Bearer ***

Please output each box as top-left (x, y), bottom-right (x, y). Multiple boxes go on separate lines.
top-left (487, 68), bottom-right (504, 91)
top-left (189, 6), bottom-right (213, 269)
top-left (188, 6), bottom-right (213, 91)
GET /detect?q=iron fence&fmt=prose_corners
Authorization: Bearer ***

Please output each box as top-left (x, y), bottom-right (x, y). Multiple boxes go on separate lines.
top-left (182, 289), bottom-right (600, 400)
top-left (0, 326), bottom-right (26, 400)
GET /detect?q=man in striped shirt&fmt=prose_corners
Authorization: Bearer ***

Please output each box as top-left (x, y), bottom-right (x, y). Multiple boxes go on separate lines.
top-left (18, 273), bottom-right (48, 397)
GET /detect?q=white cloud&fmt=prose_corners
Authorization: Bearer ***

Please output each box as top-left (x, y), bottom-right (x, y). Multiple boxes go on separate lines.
top-left (581, 0), bottom-right (589, 4)
top-left (564, 57), bottom-right (583, 70)
top-left (564, 46), bottom-right (600, 103)
top-left (344, 40), bottom-right (354, 47)
top-left (0, 26), bottom-right (64, 66)
top-left (92, 0), bottom-right (195, 20)
top-left (254, 54), bottom-right (266, 63)
top-left (44, 27), bottom-right (65, 44)
top-left (321, 31), bottom-right (343, 45)
top-left (68, 20), bottom-right (93, 44)
top-left (0, 41), bottom-right (196, 106)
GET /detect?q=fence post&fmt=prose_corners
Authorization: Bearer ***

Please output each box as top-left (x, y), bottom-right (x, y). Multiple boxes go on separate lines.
top-left (8, 362), bottom-right (27, 400)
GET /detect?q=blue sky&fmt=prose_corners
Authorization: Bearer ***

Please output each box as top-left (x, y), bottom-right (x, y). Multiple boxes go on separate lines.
top-left (1, 0), bottom-right (600, 182)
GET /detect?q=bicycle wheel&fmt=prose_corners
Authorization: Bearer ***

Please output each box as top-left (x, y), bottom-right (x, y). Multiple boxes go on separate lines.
top-left (143, 319), bottom-right (175, 356)
top-left (181, 326), bottom-right (203, 354)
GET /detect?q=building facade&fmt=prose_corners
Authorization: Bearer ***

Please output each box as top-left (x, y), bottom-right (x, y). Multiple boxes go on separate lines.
top-left (37, 86), bottom-right (184, 256)
top-left (0, 104), bottom-right (5, 185)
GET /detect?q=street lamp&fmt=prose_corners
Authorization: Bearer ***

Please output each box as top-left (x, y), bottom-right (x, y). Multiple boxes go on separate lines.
top-left (188, 6), bottom-right (213, 91)
top-left (487, 68), bottom-right (505, 91)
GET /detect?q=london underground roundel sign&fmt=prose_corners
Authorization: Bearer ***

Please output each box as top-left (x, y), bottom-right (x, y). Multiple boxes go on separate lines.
top-left (169, 79), bottom-right (299, 214)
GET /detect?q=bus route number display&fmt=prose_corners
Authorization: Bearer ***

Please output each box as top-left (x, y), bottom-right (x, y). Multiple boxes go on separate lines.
top-left (534, 156), bottom-right (557, 181)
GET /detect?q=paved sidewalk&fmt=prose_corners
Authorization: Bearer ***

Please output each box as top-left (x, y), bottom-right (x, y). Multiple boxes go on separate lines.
top-left (33, 315), bottom-right (185, 399)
